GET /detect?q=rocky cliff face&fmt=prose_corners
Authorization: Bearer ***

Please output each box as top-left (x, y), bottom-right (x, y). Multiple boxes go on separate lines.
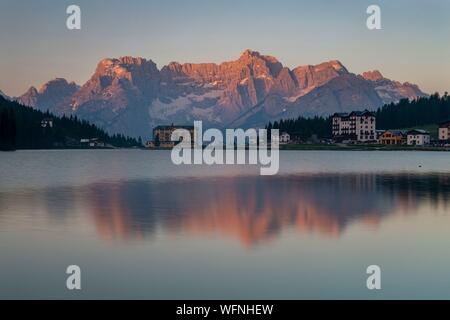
top-left (229, 73), bottom-right (385, 128)
top-left (361, 70), bottom-right (384, 81)
top-left (156, 50), bottom-right (294, 122)
top-left (68, 57), bottom-right (161, 136)
top-left (361, 70), bottom-right (425, 104)
top-left (14, 50), bottom-right (427, 137)
top-left (17, 78), bottom-right (79, 114)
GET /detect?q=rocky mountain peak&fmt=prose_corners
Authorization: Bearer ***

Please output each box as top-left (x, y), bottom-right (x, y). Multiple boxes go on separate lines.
top-left (25, 86), bottom-right (39, 96)
top-left (95, 57), bottom-right (158, 78)
top-left (117, 56), bottom-right (147, 65)
top-left (0, 89), bottom-right (10, 99)
top-left (361, 70), bottom-right (384, 81)
top-left (330, 60), bottom-right (347, 72)
top-left (239, 49), bottom-right (261, 60)
top-left (313, 60), bottom-right (348, 74)
top-left (16, 86), bottom-right (39, 106)
top-left (39, 78), bottom-right (78, 94)
top-left (16, 78), bottom-right (78, 113)
top-left (236, 49), bottom-right (283, 79)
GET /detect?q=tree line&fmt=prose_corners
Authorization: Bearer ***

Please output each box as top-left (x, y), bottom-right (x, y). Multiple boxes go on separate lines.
top-left (0, 107), bottom-right (16, 150)
top-left (266, 92), bottom-right (450, 139)
top-left (267, 116), bottom-right (331, 141)
top-left (375, 92), bottom-right (450, 130)
top-left (0, 96), bottom-right (141, 150)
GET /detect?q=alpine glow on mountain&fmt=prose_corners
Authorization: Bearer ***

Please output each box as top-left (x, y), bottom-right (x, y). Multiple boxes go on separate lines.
top-left (15, 50), bottom-right (426, 138)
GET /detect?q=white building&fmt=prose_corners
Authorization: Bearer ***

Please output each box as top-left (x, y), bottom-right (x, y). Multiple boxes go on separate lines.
top-left (439, 121), bottom-right (450, 142)
top-left (41, 118), bottom-right (53, 128)
top-left (89, 138), bottom-right (105, 147)
top-left (280, 132), bottom-right (290, 144)
top-left (332, 110), bottom-right (376, 142)
top-left (80, 138), bottom-right (105, 147)
top-left (407, 129), bottom-right (430, 146)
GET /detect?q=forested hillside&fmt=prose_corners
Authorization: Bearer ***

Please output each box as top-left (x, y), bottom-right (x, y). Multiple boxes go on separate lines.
top-left (0, 96), bottom-right (141, 150)
top-left (267, 93), bottom-right (450, 139)
top-left (375, 93), bottom-right (450, 130)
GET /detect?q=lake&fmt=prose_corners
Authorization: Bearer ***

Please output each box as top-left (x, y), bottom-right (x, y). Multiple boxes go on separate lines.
top-left (0, 150), bottom-right (450, 299)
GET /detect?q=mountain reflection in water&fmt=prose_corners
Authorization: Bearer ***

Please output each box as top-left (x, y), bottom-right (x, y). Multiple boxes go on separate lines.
top-left (1, 173), bottom-right (449, 247)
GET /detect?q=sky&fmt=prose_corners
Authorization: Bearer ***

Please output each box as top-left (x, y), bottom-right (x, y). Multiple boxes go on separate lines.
top-left (0, 0), bottom-right (449, 96)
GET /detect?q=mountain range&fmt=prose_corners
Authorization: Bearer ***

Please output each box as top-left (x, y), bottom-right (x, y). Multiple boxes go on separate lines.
top-left (0, 90), bottom-right (9, 100)
top-left (12, 50), bottom-right (426, 138)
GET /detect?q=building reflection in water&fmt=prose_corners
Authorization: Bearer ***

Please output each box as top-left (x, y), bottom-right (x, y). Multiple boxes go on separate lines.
top-left (0, 173), bottom-right (449, 246)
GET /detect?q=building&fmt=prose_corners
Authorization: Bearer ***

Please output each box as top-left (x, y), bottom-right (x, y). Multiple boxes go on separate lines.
top-left (280, 132), bottom-right (290, 144)
top-left (378, 130), bottom-right (406, 145)
top-left (89, 138), bottom-right (105, 148)
top-left (153, 124), bottom-right (196, 147)
top-left (332, 110), bottom-right (376, 142)
top-left (80, 138), bottom-right (105, 147)
top-left (41, 118), bottom-right (53, 128)
top-left (407, 129), bottom-right (430, 146)
top-left (289, 132), bottom-right (305, 144)
top-left (375, 130), bottom-right (385, 142)
top-left (438, 120), bottom-right (450, 142)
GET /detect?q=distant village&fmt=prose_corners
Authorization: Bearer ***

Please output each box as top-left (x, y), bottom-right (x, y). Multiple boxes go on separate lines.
top-left (145, 112), bottom-right (450, 150)
top-left (39, 109), bottom-right (450, 151)
top-left (330, 110), bottom-right (450, 147)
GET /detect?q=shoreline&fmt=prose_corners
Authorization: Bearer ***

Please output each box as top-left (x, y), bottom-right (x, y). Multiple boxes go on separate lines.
top-left (145, 144), bottom-right (450, 152)
top-left (0, 146), bottom-right (137, 151)
top-left (2, 145), bottom-right (450, 152)
top-left (279, 144), bottom-right (450, 152)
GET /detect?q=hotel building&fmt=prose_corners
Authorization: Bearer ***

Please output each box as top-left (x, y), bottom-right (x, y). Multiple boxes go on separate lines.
top-left (332, 110), bottom-right (376, 142)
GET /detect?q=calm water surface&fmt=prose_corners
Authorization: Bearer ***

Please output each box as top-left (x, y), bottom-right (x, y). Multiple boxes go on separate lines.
top-left (0, 150), bottom-right (450, 299)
